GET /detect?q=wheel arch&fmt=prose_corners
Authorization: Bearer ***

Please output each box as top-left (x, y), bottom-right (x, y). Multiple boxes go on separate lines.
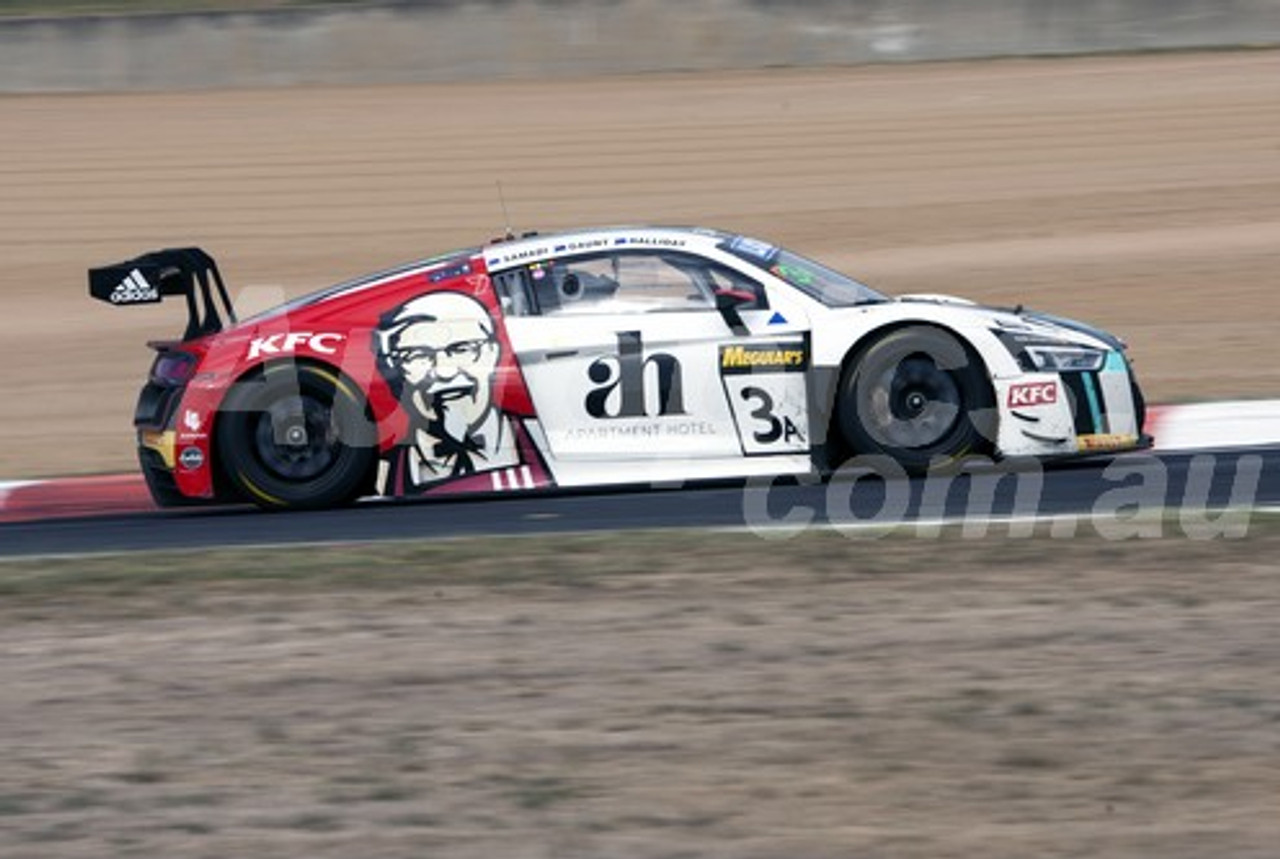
top-left (210, 356), bottom-right (379, 505)
top-left (820, 319), bottom-right (996, 464)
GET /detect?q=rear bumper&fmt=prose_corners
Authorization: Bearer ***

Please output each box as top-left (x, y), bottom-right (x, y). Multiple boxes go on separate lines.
top-left (134, 379), bottom-right (225, 507)
top-left (138, 444), bottom-right (201, 507)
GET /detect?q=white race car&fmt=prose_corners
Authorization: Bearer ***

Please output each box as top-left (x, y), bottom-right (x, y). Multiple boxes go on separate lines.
top-left (92, 226), bottom-right (1147, 509)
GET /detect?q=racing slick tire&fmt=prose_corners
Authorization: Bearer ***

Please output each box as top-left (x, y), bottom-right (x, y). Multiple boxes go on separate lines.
top-left (836, 325), bottom-right (995, 474)
top-left (216, 362), bottom-right (375, 510)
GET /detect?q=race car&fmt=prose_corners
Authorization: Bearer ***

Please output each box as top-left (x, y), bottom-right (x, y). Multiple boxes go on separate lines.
top-left (90, 226), bottom-right (1148, 510)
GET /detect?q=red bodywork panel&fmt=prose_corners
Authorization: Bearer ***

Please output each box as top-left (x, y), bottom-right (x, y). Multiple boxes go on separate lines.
top-left (160, 253), bottom-right (541, 501)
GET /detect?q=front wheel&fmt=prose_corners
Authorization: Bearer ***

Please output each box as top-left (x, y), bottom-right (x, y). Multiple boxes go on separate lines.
top-left (836, 326), bottom-right (994, 473)
top-left (217, 363), bottom-right (375, 510)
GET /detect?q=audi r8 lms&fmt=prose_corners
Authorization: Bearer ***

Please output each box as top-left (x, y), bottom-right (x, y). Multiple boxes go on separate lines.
top-left (90, 226), bottom-right (1148, 510)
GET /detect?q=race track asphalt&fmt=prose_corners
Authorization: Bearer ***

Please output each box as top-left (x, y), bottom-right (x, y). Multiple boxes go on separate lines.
top-left (2, 448), bottom-right (1277, 558)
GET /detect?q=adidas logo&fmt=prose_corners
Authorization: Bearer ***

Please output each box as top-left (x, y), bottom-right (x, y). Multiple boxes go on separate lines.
top-left (109, 268), bottom-right (159, 304)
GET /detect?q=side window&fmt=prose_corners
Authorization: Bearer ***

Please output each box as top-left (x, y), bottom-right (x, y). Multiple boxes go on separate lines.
top-left (514, 250), bottom-right (766, 317)
top-left (529, 256), bottom-right (623, 315)
top-left (491, 269), bottom-right (534, 317)
top-left (612, 254), bottom-right (710, 310)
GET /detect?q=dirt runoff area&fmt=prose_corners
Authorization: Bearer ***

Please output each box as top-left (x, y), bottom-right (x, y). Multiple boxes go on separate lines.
top-left (1, 50), bottom-right (1279, 477)
top-left (0, 528), bottom-right (1277, 857)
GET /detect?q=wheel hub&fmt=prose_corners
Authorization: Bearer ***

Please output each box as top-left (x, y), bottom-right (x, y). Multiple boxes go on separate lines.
top-left (870, 355), bottom-right (963, 450)
top-left (254, 394), bottom-right (338, 480)
top-left (284, 424), bottom-right (309, 446)
top-left (903, 391), bottom-right (928, 416)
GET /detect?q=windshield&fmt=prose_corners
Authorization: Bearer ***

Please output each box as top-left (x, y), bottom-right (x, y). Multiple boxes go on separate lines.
top-left (719, 235), bottom-right (886, 307)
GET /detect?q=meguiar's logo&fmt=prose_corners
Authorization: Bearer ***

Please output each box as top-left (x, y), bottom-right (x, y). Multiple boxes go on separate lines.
top-left (585, 331), bottom-right (685, 419)
top-left (719, 341), bottom-right (808, 374)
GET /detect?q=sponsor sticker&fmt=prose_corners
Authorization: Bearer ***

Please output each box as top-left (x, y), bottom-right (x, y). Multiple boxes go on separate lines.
top-left (178, 408), bottom-right (208, 442)
top-left (726, 235), bottom-right (778, 262)
top-left (719, 336), bottom-right (811, 455)
top-left (585, 331), bottom-right (686, 419)
top-left (428, 261), bottom-right (472, 283)
top-left (719, 341), bottom-right (809, 374)
top-left (179, 446), bottom-right (205, 470)
top-left (247, 331), bottom-right (345, 360)
top-left (1077, 433), bottom-right (1138, 452)
top-left (564, 420), bottom-right (716, 441)
top-left (1007, 381), bottom-right (1058, 408)
top-left (109, 268), bottom-right (160, 304)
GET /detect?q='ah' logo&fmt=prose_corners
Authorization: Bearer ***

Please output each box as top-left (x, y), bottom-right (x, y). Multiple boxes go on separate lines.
top-left (586, 331), bottom-right (685, 419)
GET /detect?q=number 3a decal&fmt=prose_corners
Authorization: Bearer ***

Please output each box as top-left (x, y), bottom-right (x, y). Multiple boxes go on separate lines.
top-left (741, 385), bottom-right (784, 444)
top-left (720, 343), bottom-right (810, 456)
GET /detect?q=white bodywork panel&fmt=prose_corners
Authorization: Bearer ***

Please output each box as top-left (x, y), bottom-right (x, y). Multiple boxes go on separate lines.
top-left (485, 226), bottom-right (1143, 484)
top-left (994, 374), bottom-right (1077, 456)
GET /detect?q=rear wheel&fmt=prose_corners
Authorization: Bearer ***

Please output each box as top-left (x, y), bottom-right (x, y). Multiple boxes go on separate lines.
top-left (217, 363), bottom-right (375, 510)
top-left (836, 326), bottom-right (994, 473)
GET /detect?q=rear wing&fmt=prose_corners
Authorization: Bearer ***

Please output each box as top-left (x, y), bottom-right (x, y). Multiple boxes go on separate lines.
top-left (89, 247), bottom-right (237, 341)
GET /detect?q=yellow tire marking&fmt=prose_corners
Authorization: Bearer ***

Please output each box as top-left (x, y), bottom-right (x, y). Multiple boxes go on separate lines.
top-left (237, 471), bottom-right (285, 508)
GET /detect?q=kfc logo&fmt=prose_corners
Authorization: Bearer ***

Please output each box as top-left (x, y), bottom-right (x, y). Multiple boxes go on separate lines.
top-left (1008, 381), bottom-right (1058, 408)
top-left (247, 332), bottom-right (344, 360)
top-left (373, 291), bottom-right (546, 496)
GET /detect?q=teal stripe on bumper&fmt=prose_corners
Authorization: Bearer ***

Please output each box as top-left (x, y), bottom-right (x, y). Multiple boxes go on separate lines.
top-left (1080, 371), bottom-right (1105, 434)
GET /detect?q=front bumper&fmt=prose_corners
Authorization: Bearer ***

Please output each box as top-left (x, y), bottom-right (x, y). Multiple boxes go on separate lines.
top-left (995, 351), bottom-right (1147, 458)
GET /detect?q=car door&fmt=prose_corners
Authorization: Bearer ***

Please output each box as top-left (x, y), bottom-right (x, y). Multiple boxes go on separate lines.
top-left (498, 248), bottom-right (812, 463)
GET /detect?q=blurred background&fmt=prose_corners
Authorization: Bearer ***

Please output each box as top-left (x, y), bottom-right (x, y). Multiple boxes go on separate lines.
top-left (1, 0), bottom-right (1278, 481)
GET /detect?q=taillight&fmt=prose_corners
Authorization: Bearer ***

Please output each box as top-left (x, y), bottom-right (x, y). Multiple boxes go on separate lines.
top-left (150, 349), bottom-right (198, 385)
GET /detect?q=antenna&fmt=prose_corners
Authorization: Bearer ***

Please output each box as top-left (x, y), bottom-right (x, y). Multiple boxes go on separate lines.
top-left (495, 181), bottom-right (515, 241)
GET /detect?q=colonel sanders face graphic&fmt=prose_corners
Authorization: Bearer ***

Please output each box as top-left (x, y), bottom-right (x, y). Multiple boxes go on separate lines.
top-left (375, 291), bottom-right (517, 491)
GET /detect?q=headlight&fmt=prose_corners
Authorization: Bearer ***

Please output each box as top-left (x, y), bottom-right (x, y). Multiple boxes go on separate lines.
top-left (994, 329), bottom-right (1108, 373)
top-left (1022, 344), bottom-right (1106, 372)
